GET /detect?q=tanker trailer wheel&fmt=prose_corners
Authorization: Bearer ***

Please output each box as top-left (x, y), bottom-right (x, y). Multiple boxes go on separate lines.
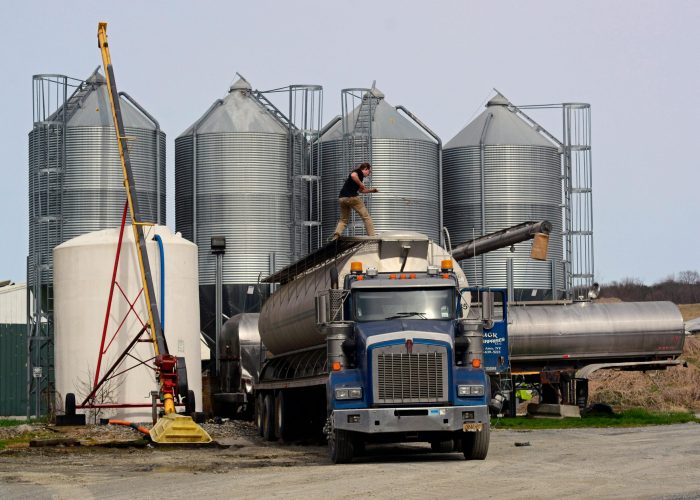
top-left (275, 390), bottom-right (294, 442)
top-left (462, 421), bottom-right (490, 460)
top-left (262, 393), bottom-right (276, 441)
top-left (328, 427), bottom-right (353, 464)
top-left (255, 394), bottom-right (264, 437)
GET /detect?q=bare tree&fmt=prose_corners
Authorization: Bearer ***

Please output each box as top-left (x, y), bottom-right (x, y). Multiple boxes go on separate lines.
top-left (603, 271), bottom-right (700, 303)
top-left (76, 365), bottom-right (124, 424)
top-left (678, 270), bottom-right (700, 285)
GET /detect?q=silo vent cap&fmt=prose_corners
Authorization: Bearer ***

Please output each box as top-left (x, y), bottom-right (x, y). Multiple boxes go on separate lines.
top-left (86, 71), bottom-right (106, 86)
top-left (365, 86), bottom-right (385, 99)
top-left (486, 93), bottom-right (511, 107)
top-left (229, 76), bottom-right (252, 93)
top-left (371, 87), bottom-right (385, 99)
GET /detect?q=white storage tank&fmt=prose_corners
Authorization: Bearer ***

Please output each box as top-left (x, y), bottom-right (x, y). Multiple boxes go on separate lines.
top-left (53, 226), bottom-right (202, 421)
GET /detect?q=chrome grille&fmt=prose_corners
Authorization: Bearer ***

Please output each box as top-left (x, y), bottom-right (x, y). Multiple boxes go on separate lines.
top-left (373, 344), bottom-right (448, 404)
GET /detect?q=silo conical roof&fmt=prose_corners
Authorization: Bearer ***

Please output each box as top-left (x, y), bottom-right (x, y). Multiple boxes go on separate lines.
top-left (319, 87), bottom-right (433, 142)
top-left (445, 93), bottom-right (555, 148)
top-left (178, 77), bottom-right (287, 137)
top-left (66, 70), bottom-right (157, 129)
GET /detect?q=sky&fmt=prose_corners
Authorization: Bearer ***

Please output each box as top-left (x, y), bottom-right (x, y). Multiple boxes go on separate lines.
top-left (1, 0), bottom-right (698, 286)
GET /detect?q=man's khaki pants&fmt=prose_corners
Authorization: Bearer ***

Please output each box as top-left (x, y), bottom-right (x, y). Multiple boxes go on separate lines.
top-left (333, 196), bottom-right (375, 238)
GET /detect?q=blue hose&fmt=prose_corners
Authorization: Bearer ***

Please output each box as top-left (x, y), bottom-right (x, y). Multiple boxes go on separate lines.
top-left (153, 234), bottom-right (165, 329)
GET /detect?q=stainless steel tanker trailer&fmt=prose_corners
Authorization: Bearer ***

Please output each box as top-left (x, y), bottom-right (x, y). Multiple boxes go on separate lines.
top-left (502, 300), bottom-right (685, 410)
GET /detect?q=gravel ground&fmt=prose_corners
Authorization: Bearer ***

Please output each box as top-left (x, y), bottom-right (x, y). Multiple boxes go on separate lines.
top-left (0, 419), bottom-right (260, 446)
top-left (1, 421), bottom-right (699, 499)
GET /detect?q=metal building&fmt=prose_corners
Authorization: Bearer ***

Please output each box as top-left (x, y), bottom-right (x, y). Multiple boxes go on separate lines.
top-left (175, 75), bottom-right (322, 342)
top-left (316, 86), bottom-right (441, 244)
top-left (0, 283), bottom-right (28, 416)
top-left (443, 93), bottom-right (565, 300)
top-left (27, 70), bottom-right (165, 416)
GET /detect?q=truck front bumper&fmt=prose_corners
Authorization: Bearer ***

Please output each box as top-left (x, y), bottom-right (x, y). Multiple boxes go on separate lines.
top-left (333, 405), bottom-right (489, 433)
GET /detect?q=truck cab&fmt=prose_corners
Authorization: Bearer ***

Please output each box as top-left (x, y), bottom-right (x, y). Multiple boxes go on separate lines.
top-left (321, 260), bottom-right (491, 462)
top-left (256, 232), bottom-right (494, 463)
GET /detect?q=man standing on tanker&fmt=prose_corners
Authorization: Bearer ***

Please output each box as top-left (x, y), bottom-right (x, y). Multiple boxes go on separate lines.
top-left (331, 162), bottom-right (378, 240)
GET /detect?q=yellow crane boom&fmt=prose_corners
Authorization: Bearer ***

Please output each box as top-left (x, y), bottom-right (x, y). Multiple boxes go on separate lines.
top-left (97, 21), bottom-right (210, 443)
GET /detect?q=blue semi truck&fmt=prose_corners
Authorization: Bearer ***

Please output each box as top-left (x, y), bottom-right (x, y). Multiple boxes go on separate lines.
top-left (252, 226), bottom-right (545, 463)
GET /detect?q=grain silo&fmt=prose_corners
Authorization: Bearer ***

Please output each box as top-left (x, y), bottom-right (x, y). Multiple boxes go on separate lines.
top-left (175, 76), bottom-right (295, 339)
top-left (443, 93), bottom-right (565, 300)
top-left (316, 86), bottom-right (441, 244)
top-left (29, 70), bottom-right (165, 286)
top-left (27, 70), bottom-right (165, 415)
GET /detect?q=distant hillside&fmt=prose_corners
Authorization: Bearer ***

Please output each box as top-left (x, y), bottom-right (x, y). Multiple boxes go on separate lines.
top-left (601, 271), bottom-right (700, 305)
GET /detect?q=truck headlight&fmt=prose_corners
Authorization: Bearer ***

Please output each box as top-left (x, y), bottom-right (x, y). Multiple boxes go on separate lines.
top-left (458, 385), bottom-right (485, 397)
top-left (335, 387), bottom-right (363, 400)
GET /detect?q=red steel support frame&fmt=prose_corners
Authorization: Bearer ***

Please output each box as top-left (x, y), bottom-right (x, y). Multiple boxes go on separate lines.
top-left (93, 201), bottom-right (128, 391)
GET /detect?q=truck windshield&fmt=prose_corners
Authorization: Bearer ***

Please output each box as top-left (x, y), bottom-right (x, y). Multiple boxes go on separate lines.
top-left (353, 288), bottom-right (455, 322)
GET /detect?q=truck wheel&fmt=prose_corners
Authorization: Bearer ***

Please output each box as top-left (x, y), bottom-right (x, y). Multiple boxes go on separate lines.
top-left (462, 422), bottom-right (490, 460)
top-left (262, 393), bottom-right (276, 441)
top-left (353, 437), bottom-right (366, 456)
top-left (430, 440), bottom-right (454, 453)
top-left (255, 394), bottom-right (264, 436)
top-left (275, 390), bottom-right (292, 442)
top-left (185, 389), bottom-right (196, 415)
top-left (329, 429), bottom-right (354, 464)
top-left (65, 393), bottom-right (76, 416)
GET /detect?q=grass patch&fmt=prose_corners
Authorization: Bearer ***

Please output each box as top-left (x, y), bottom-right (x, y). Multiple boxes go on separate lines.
top-left (0, 419), bottom-right (51, 449)
top-left (0, 435), bottom-right (34, 450)
top-left (492, 408), bottom-right (699, 430)
top-left (0, 418), bottom-right (46, 427)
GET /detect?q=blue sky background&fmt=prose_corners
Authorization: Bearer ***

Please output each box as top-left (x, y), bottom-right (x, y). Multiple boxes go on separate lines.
top-left (1, 0), bottom-right (697, 285)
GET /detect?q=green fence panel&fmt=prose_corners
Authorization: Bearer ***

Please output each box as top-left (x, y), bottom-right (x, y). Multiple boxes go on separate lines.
top-left (0, 324), bottom-right (28, 416)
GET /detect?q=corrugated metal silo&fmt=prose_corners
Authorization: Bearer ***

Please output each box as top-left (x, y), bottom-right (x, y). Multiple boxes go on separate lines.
top-left (316, 87), bottom-right (440, 244)
top-left (28, 70), bottom-right (165, 286)
top-left (175, 76), bottom-right (292, 333)
top-left (27, 70), bottom-right (165, 415)
top-left (443, 93), bottom-right (564, 300)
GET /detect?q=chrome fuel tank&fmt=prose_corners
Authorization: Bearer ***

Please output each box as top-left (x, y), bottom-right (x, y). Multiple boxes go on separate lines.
top-left (508, 301), bottom-right (684, 367)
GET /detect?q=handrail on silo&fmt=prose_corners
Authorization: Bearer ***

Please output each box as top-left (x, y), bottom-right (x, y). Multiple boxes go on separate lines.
top-left (395, 105), bottom-right (443, 247)
top-left (118, 91), bottom-right (162, 225)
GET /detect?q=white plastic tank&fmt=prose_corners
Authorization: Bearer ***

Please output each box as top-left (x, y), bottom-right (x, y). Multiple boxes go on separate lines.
top-left (53, 225), bottom-right (202, 421)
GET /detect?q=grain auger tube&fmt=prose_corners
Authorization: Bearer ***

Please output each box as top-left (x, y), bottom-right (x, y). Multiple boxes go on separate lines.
top-left (98, 22), bottom-right (210, 443)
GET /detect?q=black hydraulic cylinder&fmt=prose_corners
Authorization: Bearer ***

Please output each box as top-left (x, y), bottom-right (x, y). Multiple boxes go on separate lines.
top-left (451, 220), bottom-right (552, 262)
